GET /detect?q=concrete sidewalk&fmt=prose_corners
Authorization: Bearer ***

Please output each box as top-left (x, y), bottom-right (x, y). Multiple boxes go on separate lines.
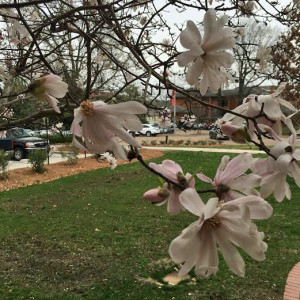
top-left (8, 153), bottom-right (92, 171)
top-left (143, 146), bottom-right (265, 154)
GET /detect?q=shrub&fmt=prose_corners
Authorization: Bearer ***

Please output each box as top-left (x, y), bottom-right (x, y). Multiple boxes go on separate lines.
top-left (60, 144), bottom-right (79, 165)
top-left (28, 150), bottom-right (48, 173)
top-left (0, 150), bottom-right (10, 180)
top-left (160, 140), bottom-right (165, 145)
top-left (150, 140), bottom-right (157, 146)
top-left (176, 140), bottom-right (184, 145)
top-left (40, 134), bottom-right (73, 144)
top-left (185, 140), bottom-right (191, 145)
top-left (168, 140), bottom-right (175, 145)
top-left (141, 140), bottom-right (148, 146)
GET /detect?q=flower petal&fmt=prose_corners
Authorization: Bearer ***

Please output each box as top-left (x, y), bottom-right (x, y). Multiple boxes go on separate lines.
top-left (196, 173), bottom-right (213, 184)
top-left (221, 195), bottom-right (273, 220)
top-left (179, 188), bottom-right (204, 216)
top-left (177, 51), bottom-right (196, 67)
top-left (290, 161), bottom-right (300, 187)
top-left (168, 190), bottom-right (182, 215)
top-left (276, 153), bottom-right (293, 173)
top-left (220, 153), bottom-right (253, 184)
top-left (186, 57), bottom-right (204, 86)
top-left (204, 197), bottom-right (219, 220)
top-left (215, 230), bottom-right (245, 277)
top-left (169, 221), bottom-right (201, 276)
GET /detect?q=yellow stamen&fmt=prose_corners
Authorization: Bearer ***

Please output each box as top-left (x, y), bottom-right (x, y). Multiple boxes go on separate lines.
top-left (203, 216), bottom-right (221, 230)
top-left (80, 100), bottom-right (94, 116)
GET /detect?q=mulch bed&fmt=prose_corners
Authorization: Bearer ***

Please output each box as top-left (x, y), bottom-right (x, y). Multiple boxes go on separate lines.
top-left (0, 149), bottom-right (163, 192)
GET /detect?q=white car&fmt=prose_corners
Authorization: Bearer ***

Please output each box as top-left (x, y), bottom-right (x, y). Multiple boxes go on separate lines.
top-left (139, 124), bottom-right (161, 137)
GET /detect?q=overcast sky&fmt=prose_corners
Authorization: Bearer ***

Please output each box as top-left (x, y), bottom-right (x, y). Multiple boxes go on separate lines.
top-left (149, 0), bottom-right (292, 92)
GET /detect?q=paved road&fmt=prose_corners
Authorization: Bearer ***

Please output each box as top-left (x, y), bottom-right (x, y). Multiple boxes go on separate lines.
top-left (8, 153), bottom-right (92, 171)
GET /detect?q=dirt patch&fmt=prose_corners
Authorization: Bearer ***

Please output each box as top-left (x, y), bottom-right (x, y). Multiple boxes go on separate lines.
top-left (0, 149), bottom-right (163, 192)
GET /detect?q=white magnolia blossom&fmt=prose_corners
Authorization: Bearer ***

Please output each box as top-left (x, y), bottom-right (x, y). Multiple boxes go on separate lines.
top-left (28, 74), bottom-right (68, 113)
top-left (256, 45), bottom-right (272, 72)
top-left (177, 9), bottom-right (235, 95)
top-left (221, 83), bottom-right (297, 136)
top-left (252, 125), bottom-right (300, 202)
top-left (169, 188), bottom-right (272, 278)
top-left (238, 1), bottom-right (257, 15)
top-left (101, 152), bottom-right (118, 170)
top-left (71, 100), bottom-right (147, 160)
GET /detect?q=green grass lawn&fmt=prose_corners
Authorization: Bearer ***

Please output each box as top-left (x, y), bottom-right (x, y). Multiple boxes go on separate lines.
top-left (0, 151), bottom-right (299, 300)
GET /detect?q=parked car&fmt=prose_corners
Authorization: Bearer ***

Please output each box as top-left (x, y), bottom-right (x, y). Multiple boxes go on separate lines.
top-left (160, 126), bottom-right (175, 134)
top-left (139, 124), bottom-right (161, 137)
top-left (209, 126), bottom-right (229, 140)
top-left (0, 128), bottom-right (50, 160)
top-left (192, 123), bottom-right (205, 130)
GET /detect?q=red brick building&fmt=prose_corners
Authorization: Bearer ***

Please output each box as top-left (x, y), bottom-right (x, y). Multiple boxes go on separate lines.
top-left (171, 86), bottom-right (274, 123)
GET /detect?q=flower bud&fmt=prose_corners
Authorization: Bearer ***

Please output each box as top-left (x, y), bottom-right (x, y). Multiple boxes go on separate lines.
top-left (221, 123), bottom-right (251, 144)
top-left (143, 187), bottom-right (169, 204)
top-left (176, 172), bottom-right (187, 186)
top-left (221, 123), bottom-right (239, 137)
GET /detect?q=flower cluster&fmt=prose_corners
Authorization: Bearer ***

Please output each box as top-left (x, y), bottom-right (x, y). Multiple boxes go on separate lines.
top-left (20, 5), bottom-right (298, 283)
top-left (143, 155), bottom-right (273, 278)
top-left (220, 83), bottom-right (297, 137)
top-left (252, 127), bottom-right (300, 202)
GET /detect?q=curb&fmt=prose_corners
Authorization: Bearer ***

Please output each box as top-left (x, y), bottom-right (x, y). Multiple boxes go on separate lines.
top-left (283, 262), bottom-right (300, 300)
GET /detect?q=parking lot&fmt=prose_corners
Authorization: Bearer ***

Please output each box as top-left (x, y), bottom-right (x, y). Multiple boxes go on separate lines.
top-left (133, 129), bottom-right (280, 147)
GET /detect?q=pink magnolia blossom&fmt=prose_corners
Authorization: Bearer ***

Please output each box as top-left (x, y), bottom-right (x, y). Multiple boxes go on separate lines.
top-left (197, 153), bottom-right (261, 201)
top-left (221, 83), bottom-right (297, 137)
top-left (148, 160), bottom-right (195, 215)
top-left (252, 125), bottom-right (300, 202)
top-left (169, 188), bottom-right (272, 278)
top-left (28, 74), bottom-right (68, 113)
top-left (177, 9), bottom-right (235, 95)
top-left (71, 100), bottom-right (147, 160)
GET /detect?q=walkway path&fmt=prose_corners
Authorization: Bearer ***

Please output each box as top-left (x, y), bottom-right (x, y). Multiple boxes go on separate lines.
top-left (8, 153), bottom-right (92, 171)
top-left (143, 146), bottom-right (264, 154)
